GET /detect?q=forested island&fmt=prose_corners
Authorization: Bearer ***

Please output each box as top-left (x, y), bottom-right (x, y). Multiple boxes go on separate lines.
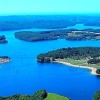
top-left (14, 29), bottom-right (100, 42)
top-left (0, 56), bottom-right (10, 63)
top-left (0, 89), bottom-right (70, 100)
top-left (0, 35), bottom-right (8, 44)
top-left (37, 47), bottom-right (100, 75)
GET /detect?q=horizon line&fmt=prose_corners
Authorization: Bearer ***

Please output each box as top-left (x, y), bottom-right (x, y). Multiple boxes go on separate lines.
top-left (1, 12), bottom-right (100, 16)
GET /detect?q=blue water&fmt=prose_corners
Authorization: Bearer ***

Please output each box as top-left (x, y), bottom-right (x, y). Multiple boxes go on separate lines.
top-left (0, 27), bottom-right (100, 100)
top-left (67, 24), bottom-right (100, 29)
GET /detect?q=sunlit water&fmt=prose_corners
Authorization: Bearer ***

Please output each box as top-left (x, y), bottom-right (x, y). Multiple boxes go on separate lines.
top-left (67, 24), bottom-right (100, 29)
top-left (0, 25), bottom-right (100, 100)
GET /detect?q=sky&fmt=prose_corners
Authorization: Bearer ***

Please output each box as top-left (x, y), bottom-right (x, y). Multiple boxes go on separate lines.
top-left (0, 0), bottom-right (100, 15)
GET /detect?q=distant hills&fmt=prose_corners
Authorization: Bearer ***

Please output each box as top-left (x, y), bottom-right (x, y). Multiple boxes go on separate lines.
top-left (1, 15), bottom-right (100, 31)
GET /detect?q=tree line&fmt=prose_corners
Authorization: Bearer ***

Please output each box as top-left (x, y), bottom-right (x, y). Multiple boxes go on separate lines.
top-left (15, 28), bottom-right (100, 42)
top-left (0, 88), bottom-right (99, 100)
top-left (37, 47), bottom-right (100, 63)
top-left (0, 90), bottom-right (47, 100)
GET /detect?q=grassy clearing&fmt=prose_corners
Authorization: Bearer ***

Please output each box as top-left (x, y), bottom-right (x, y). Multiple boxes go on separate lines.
top-left (45, 93), bottom-right (70, 100)
top-left (57, 58), bottom-right (100, 69)
top-left (95, 36), bottom-right (100, 39)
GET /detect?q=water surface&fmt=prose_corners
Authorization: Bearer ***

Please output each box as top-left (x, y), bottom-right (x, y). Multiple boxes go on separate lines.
top-left (67, 24), bottom-right (100, 29)
top-left (0, 27), bottom-right (100, 100)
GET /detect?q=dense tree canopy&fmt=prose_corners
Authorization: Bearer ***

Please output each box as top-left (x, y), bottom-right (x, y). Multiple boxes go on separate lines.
top-left (93, 91), bottom-right (100, 100)
top-left (0, 56), bottom-right (10, 59)
top-left (15, 31), bottom-right (60, 41)
top-left (0, 89), bottom-right (47, 100)
top-left (37, 47), bottom-right (100, 63)
top-left (0, 35), bottom-right (8, 44)
top-left (96, 69), bottom-right (100, 74)
top-left (15, 28), bottom-right (100, 42)
top-left (88, 58), bottom-right (100, 64)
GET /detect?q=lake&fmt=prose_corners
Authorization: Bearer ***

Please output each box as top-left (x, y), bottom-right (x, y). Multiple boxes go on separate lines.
top-left (67, 24), bottom-right (100, 29)
top-left (0, 24), bottom-right (100, 100)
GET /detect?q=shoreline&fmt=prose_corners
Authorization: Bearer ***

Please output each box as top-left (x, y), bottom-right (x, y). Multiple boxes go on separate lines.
top-left (53, 60), bottom-right (100, 75)
top-left (0, 58), bottom-right (10, 64)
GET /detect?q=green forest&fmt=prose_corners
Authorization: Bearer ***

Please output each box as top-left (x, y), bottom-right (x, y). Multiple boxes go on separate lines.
top-left (0, 90), bottom-right (47, 100)
top-left (0, 89), bottom-right (99, 100)
top-left (37, 47), bottom-right (100, 63)
top-left (0, 35), bottom-right (8, 44)
top-left (14, 28), bottom-right (100, 42)
top-left (37, 47), bottom-right (100, 74)
top-left (0, 56), bottom-right (10, 59)
top-left (0, 90), bottom-right (70, 100)
top-left (93, 90), bottom-right (100, 100)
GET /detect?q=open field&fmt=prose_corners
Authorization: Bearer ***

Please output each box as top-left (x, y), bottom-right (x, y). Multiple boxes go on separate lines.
top-left (57, 58), bottom-right (100, 69)
top-left (45, 93), bottom-right (70, 100)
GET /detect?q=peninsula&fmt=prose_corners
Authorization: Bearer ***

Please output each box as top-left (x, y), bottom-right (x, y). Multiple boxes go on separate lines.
top-left (14, 29), bottom-right (100, 42)
top-left (37, 47), bottom-right (100, 75)
top-left (0, 56), bottom-right (10, 64)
